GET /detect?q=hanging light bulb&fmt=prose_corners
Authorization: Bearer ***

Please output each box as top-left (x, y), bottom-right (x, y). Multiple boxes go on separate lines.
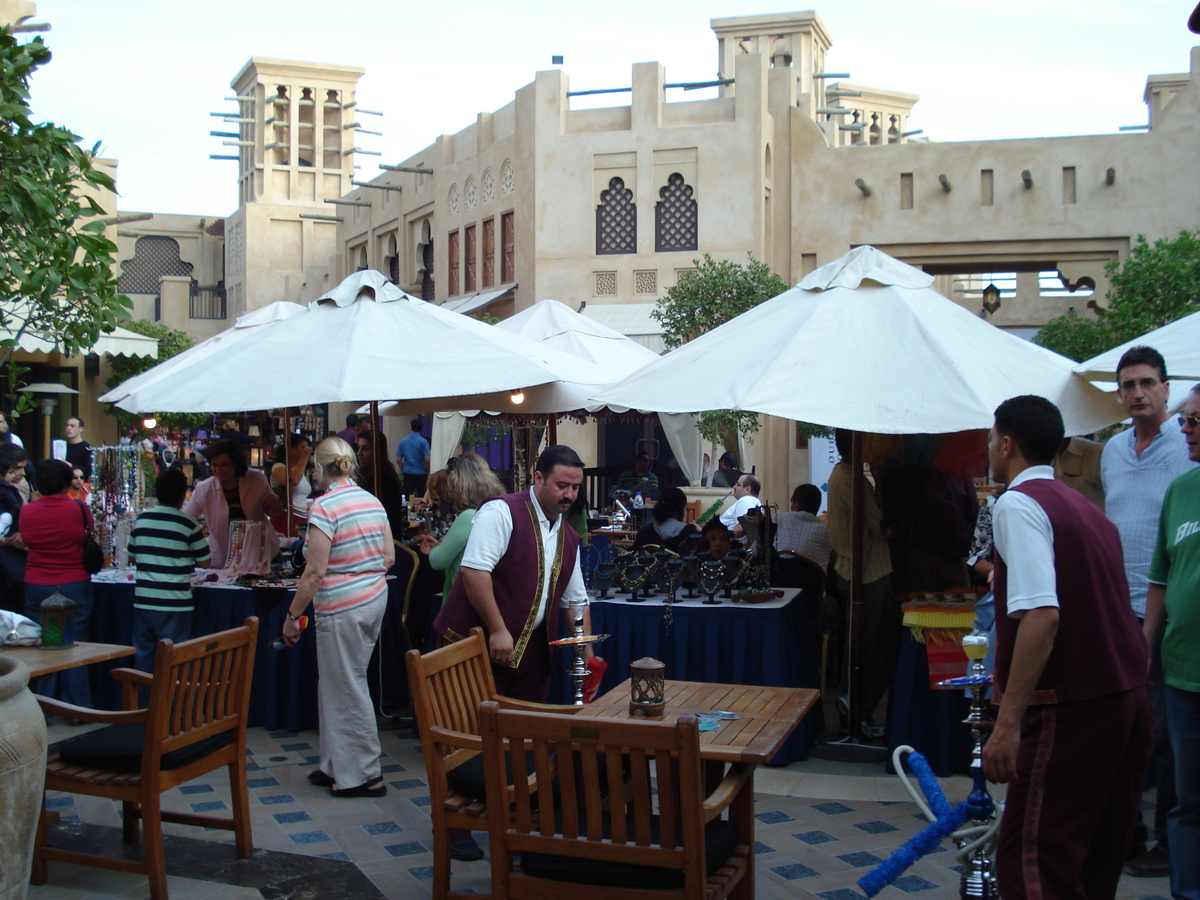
top-left (142, 416), bottom-right (158, 430)
top-left (510, 390), bottom-right (525, 405)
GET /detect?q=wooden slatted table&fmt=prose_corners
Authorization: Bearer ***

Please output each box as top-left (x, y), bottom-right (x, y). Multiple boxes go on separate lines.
top-left (1, 642), bottom-right (134, 679)
top-left (578, 679), bottom-right (819, 764)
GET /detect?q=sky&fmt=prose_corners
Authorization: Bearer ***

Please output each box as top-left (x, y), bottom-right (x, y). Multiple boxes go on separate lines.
top-left (19, 0), bottom-right (1198, 216)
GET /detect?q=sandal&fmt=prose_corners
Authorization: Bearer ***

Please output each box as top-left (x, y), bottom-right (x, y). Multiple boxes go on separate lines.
top-left (330, 781), bottom-right (387, 798)
top-left (307, 770), bottom-right (335, 787)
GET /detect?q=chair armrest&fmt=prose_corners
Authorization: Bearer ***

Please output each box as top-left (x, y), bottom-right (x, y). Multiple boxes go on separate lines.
top-left (36, 696), bottom-right (148, 726)
top-left (494, 696), bottom-right (583, 715)
top-left (111, 668), bottom-right (153, 687)
top-left (702, 763), bottom-right (754, 822)
top-left (427, 725), bottom-right (483, 752)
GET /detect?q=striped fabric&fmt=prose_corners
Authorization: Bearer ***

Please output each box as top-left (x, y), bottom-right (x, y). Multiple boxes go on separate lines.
top-left (306, 482), bottom-right (389, 615)
top-left (128, 505), bottom-right (209, 611)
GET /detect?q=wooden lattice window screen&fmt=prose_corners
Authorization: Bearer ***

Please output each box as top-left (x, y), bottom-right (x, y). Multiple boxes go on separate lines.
top-left (655, 173), bottom-right (697, 252)
top-left (465, 225), bottom-right (477, 293)
top-left (448, 230), bottom-right (460, 296)
top-left (482, 219), bottom-right (495, 287)
top-left (596, 177), bottom-right (636, 255)
top-left (501, 212), bottom-right (514, 283)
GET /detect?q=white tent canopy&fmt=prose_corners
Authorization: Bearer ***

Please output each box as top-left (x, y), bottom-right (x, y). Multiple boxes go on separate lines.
top-left (1075, 308), bottom-right (1200, 382)
top-left (101, 271), bottom-right (614, 414)
top-left (595, 246), bottom-right (1125, 437)
top-left (0, 314), bottom-right (158, 359)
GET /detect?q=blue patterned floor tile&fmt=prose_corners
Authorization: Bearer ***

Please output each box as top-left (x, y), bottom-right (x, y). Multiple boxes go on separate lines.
top-left (273, 811), bottom-right (312, 824)
top-left (755, 841), bottom-right (774, 854)
top-left (389, 778), bottom-right (426, 791)
top-left (179, 783), bottom-right (215, 796)
top-left (304, 754), bottom-right (321, 765)
top-left (45, 796), bottom-right (74, 809)
top-left (854, 821), bottom-right (899, 835)
top-left (818, 890), bottom-right (866, 900)
top-left (813, 801), bottom-right (855, 815)
top-left (837, 851), bottom-right (884, 868)
top-left (771, 863), bottom-right (819, 880)
top-left (756, 810), bottom-right (796, 825)
top-left (259, 794), bottom-right (295, 806)
top-left (879, 800), bottom-right (905, 806)
top-left (247, 776), bottom-right (280, 789)
top-left (794, 830), bottom-right (839, 845)
top-left (281, 742), bottom-right (313, 752)
top-left (364, 821), bottom-right (404, 836)
top-left (289, 831), bottom-right (331, 845)
top-left (189, 800), bottom-right (227, 813)
top-left (244, 760), bottom-right (262, 771)
top-left (892, 874), bottom-right (938, 893)
top-left (410, 796), bottom-right (432, 808)
top-left (320, 851), bottom-right (352, 862)
top-left (408, 866), bottom-right (435, 880)
top-left (381, 763), bottom-right (406, 774)
top-left (385, 841), bottom-right (427, 858)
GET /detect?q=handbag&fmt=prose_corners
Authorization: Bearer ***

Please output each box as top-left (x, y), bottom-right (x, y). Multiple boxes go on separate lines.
top-left (77, 499), bottom-right (104, 575)
top-left (0, 610), bottom-right (40, 646)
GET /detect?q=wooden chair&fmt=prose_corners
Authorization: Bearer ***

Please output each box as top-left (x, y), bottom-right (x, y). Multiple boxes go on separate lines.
top-left (683, 500), bottom-right (702, 524)
top-left (406, 627), bottom-right (581, 899)
top-left (32, 618), bottom-right (259, 900)
top-left (480, 700), bottom-right (755, 900)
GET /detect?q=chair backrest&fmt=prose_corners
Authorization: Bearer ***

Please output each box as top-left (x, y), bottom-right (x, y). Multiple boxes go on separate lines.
top-left (480, 701), bottom-right (707, 883)
top-left (683, 500), bottom-right (701, 524)
top-left (406, 627), bottom-right (498, 781)
top-left (390, 539), bottom-right (420, 622)
top-left (145, 617), bottom-right (258, 761)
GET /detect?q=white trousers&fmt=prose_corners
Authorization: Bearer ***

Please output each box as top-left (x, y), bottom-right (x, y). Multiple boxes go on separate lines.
top-left (315, 595), bottom-right (385, 789)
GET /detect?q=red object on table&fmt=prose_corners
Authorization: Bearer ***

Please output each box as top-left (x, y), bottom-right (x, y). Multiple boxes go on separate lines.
top-left (582, 656), bottom-right (606, 702)
top-left (925, 629), bottom-right (969, 688)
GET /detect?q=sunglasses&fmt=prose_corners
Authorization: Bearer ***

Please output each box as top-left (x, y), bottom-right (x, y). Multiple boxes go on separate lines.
top-left (1179, 415), bottom-right (1200, 429)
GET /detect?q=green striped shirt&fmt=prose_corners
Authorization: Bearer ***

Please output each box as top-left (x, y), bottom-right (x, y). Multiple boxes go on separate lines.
top-left (128, 505), bottom-right (210, 611)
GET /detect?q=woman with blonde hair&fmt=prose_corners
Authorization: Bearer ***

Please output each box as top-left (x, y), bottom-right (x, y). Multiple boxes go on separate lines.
top-left (419, 452), bottom-right (504, 599)
top-left (281, 437), bottom-right (394, 797)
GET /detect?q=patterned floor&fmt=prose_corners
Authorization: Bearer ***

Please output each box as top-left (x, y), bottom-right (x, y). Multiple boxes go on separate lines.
top-left (29, 718), bottom-right (1173, 900)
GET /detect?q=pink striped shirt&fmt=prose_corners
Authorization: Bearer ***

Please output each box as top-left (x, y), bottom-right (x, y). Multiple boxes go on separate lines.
top-left (306, 482), bottom-right (389, 614)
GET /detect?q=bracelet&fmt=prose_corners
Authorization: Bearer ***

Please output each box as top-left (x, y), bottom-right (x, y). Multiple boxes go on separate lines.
top-left (287, 611), bottom-right (301, 621)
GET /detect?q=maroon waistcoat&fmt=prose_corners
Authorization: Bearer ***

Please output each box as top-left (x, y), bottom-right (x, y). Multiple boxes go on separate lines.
top-left (994, 477), bottom-right (1146, 705)
top-left (433, 492), bottom-right (579, 668)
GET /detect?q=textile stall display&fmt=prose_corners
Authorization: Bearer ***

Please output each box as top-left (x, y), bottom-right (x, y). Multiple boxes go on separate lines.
top-left (89, 445), bottom-right (145, 568)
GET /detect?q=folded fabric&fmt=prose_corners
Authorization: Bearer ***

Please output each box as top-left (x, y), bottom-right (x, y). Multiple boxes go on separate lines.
top-left (583, 657), bottom-right (607, 703)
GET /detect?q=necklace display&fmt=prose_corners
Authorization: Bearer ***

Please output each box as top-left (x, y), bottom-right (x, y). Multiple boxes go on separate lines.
top-left (90, 446), bottom-right (144, 568)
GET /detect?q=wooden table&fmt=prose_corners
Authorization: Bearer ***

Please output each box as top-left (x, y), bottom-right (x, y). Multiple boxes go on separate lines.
top-left (579, 679), bottom-right (818, 895)
top-left (1, 642), bottom-right (134, 679)
top-left (579, 678), bottom-right (819, 764)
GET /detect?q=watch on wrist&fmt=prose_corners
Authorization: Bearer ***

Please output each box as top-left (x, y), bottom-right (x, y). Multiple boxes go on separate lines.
top-left (287, 611), bottom-right (301, 621)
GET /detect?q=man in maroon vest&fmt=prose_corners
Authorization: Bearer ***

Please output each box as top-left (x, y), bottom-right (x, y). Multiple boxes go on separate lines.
top-left (983, 394), bottom-right (1152, 900)
top-left (434, 444), bottom-right (592, 703)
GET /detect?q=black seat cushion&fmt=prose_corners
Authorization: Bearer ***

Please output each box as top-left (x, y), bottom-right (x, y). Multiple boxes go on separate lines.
top-left (57, 724), bottom-right (234, 773)
top-left (446, 750), bottom-right (614, 802)
top-left (520, 813), bottom-right (740, 888)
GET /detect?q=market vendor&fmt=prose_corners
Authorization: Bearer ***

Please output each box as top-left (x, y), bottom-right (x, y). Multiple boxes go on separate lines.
top-left (184, 438), bottom-right (281, 568)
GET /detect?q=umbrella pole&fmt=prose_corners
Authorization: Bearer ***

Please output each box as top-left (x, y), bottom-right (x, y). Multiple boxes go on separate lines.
top-left (849, 430), bottom-right (866, 741)
top-left (548, 413), bottom-right (558, 446)
top-left (370, 401), bottom-right (381, 502)
top-left (284, 408), bottom-right (293, 538)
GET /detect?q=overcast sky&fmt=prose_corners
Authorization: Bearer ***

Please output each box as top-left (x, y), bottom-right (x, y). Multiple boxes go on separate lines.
top-left (21, 0), bottom-right (1198, 216)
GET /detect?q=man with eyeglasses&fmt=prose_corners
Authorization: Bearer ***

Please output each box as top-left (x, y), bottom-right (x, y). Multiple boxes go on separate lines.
top-left (1100, 345), bottom-right (1196, 878)
top-left (1145, 387), bottom-right (1200, 900)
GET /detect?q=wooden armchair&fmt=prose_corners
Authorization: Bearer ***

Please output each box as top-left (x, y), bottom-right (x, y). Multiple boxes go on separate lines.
top-left (32, 618), bottom-right (259, 900)
top-left (480, 700), bottom-right (755, 900)
top-left (406, 627), bottom-right (581, 900)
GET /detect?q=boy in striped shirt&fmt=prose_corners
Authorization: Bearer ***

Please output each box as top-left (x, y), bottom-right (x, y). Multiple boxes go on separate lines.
top-left (128, 468), bottom-right (210, 674)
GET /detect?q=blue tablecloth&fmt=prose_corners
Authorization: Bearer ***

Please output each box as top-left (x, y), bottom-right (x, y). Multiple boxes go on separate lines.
top-left (553, 590), bottom-right (822, 763)
top-left (91, 580), bottom-right (321, 732)
top-left (885, 632), bottom-right (973, 777)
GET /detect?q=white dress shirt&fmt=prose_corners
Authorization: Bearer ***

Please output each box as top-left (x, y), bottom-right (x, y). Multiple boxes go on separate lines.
top-left (993, 465), bottom-right (1058, 617)
top-left (460, 488), bottom-right (587, 629)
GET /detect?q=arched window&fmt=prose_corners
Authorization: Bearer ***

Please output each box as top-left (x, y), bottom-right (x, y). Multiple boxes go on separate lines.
top-left (117, 237), bottom-right (194, 294)
top-left (655, 173), bottom-right (697, 253)
top-left (596, 176), bottom-right (636, 255)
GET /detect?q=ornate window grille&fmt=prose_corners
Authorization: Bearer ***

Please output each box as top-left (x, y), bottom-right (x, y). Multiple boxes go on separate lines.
top-left (596, 177), bottom-right (636, 255)
top-left (448, 231), bottom-right (460, 296)
top-left (654, 173), bottom-right (697, 252)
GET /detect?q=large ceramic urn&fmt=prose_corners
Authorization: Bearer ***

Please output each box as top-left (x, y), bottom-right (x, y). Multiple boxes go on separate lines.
top-left (0, 656), bottom-right (48, 900)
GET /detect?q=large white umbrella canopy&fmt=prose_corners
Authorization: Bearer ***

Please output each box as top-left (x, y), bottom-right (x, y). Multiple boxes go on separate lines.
top-left (1074, 308), bottom-right (1200, 382)
top-left (99, 300), bottom-right (305, 411)
top-left (377, 298), bottom-right (661, 415)
top-left (103, 271), bottom-right (614, 413)
top-left (594, 246), bottom-right (1125, 436)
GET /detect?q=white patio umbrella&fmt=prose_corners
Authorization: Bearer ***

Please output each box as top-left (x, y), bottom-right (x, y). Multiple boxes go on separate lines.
top-left (103, 271), bottom-right (614, 414)
top-left (1074, 308), bottom-right (1200, 382)
top-left (594, 246), bottom-right (1124, 436)
top-left (99, 300), bottom-right (305, 411)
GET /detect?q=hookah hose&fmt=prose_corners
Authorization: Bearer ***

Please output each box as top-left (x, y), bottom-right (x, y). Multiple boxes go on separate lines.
top-left (858, 745), bottom-right (987, 897)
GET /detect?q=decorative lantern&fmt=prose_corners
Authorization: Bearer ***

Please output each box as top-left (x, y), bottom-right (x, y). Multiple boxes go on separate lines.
top-left (39, 590), bottom-right (77, 650)
top-left (629, 657), bottom-right (666, 717)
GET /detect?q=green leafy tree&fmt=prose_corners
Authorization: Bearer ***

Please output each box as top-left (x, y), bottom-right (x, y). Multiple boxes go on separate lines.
top-left (103, 320), bottom-right (207, 433)
top-left (0, 28), bottom-right (130, 412)
top-left (1035, 231), bottom-right (1200, 361)
top-left (652, 253), bottom-right (788, 444)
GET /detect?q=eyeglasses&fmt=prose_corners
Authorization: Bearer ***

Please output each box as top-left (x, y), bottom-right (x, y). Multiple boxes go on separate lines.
top-left (1179, 415), bottom-right (1200, 429)
top-left (1119, 377), bottom-right (1163, 393)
